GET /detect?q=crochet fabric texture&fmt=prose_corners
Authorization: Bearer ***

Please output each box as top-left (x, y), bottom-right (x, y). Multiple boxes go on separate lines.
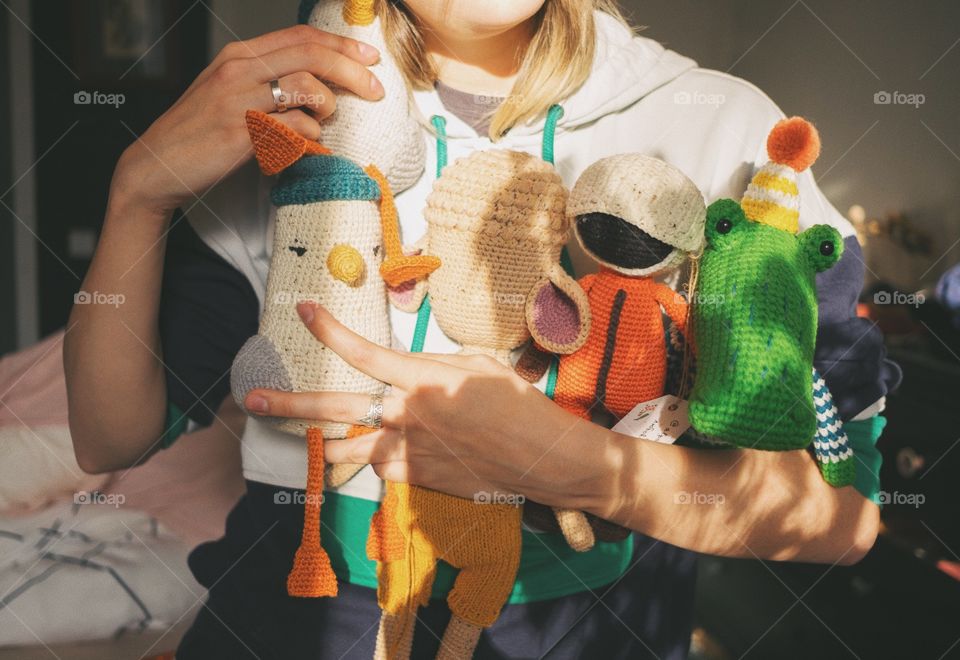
top-left (229, 0), bottom-right (436, 605)
top-left (371, 148), bottom-right (590, 660)
top-left (689, 118), bottom-right (843, 451)
top-left (688, 199), bottom-right (843, 449)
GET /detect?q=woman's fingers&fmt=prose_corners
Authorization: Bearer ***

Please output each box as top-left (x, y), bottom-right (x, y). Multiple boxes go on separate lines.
top-left (244, 42), bottom-right (383, 100)
top-left (244, 389), bottom-right (404, 426)
top-left (297, 302), bottom-right (449, 390)
top-left (324, 428), bottom-right (405, 465)
top-left (255, 72), bottom-right (337, 119)
top-left (193, 24), bottom-right (379, 90)
top-left (224, 24), bottom-right (379, 65)
top-left (414, 352), bottom-right (507, 374)
top-left (269, 109), bottom-right (322, 141)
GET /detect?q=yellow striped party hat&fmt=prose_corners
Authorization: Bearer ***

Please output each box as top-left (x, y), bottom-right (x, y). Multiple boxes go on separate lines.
top-left (741, 117), bottom-right (821, 235)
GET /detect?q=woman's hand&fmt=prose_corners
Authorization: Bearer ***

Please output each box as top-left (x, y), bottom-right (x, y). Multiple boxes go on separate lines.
top-left (243, 302), bottom-right (613, 509)
top-left (111, 25), bottom-right (385, 217)
top-left (243, 302), bottom-right (880, 565)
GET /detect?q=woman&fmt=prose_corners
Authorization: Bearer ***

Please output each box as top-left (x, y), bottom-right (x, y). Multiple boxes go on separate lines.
top-left (65, 1), bottom-right (896, 657)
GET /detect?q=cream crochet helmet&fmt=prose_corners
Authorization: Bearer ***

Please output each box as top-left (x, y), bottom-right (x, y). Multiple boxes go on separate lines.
top-left (568, 154), bottom-right (706, 276)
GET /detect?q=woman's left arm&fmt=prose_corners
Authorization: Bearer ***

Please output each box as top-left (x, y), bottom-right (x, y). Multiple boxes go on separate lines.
top-left (245, 302), bottom-right (879, 566)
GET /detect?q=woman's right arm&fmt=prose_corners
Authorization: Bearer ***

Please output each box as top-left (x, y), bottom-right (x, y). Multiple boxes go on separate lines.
top-left (64, 25), bottom-right (385, 473)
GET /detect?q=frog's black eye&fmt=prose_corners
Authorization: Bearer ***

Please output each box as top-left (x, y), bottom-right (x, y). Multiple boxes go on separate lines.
top-left (819, 240), bottom-right (834, 256)
top-left (373, 245), bottom-right (380, 256)
top-left (715, 218), bottom-right (733, 234)
top-left (288, 245), bottom-right (307, 257)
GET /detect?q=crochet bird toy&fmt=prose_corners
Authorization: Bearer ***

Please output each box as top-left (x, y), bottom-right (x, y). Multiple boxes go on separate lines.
top-left (230, 0), bottom-right (438, 599)
top-left (367, 149), bottom-right (591, 660)
top-left (519, 154), bottom-right (707, 552)
top-left (688, 117), bottom-right (853, 487)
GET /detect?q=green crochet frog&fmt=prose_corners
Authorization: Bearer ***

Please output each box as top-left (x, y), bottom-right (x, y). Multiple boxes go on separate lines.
top-left (689, 197), bottom-right (842, 449)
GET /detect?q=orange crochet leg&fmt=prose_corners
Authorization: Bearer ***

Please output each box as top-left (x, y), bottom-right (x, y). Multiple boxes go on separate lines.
top-left (367, 483), bottom-right (406, 563)
top-left (287, 427), bottom-right (338, 598)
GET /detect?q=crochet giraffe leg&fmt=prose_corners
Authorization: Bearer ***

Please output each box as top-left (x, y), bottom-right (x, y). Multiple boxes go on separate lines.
top-left (437, 616), bottom-right (483, 660)
top-left (374, 611), bottom-right (415, 660)
top-left (287, 427), bottom-right (338, 597)
top-left (550, 375), bottom-right (596, 552)
top-left (554, 508), bottom-right (596, 552)
top-left (371, 483), bottom-right (435, 660)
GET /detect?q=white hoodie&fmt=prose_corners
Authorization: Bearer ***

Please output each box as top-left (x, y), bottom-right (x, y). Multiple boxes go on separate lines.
top-left (187, 12), bottom-right (871, 497)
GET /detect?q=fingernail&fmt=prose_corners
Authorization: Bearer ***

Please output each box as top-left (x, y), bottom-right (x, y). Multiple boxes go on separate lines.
top-left (358, 42), bottom-right (380, 61)
top-left (297, 301), bottom-right (315, 324)
top-left (246, 394), bottom-right (269, 413)
top-left (369, 75), bottom-right (384, 97)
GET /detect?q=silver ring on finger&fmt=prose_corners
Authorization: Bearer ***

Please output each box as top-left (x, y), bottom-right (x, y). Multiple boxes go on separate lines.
top-left (270, 79), bottom-right (288, 113)
top-left (357, 391), bottom-right (384, 429)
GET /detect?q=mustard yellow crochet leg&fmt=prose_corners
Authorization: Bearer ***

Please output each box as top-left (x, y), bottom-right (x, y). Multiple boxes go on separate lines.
top-left (430, 491), bottom-right (522, 658)
top-left (437, 615), bottom-right (483, 660)
top-left (287, 427), bottom-right (338, 597)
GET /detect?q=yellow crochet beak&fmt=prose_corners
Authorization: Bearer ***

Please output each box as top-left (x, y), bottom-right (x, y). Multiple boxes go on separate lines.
top-left (327, 244), bottom-right (365, 287)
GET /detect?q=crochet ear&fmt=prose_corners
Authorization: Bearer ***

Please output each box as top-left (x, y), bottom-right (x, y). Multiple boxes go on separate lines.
top-left (245, 110), bottom-right (329, 176)
top-left (525, 269), bottom-right (591, 355)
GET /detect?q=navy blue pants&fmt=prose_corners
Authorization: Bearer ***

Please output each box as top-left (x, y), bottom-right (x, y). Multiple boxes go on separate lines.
top-left (177, 482), bottom-right (697, 659)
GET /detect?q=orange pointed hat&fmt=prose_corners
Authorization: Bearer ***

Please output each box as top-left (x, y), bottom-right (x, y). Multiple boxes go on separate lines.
top-left (741, 117), bottom-right (821, 235)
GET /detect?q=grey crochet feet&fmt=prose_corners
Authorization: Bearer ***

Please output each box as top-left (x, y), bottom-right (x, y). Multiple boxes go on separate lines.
top-left (230, 334), bottom-right (293, 413)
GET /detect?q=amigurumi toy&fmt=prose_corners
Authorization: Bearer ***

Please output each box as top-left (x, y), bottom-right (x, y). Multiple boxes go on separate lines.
top-left (367, 149), bottom-right (591, 660)
top-left (521, 154), bottom-right (707, 553)
top-left (230, 0), bottom-right (439, 599)
top-left (688, 117), bottom-right (848, 464)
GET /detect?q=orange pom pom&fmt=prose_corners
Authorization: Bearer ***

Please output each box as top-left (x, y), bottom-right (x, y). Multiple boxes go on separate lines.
top-left (766, 116), bottom-right (821, 172)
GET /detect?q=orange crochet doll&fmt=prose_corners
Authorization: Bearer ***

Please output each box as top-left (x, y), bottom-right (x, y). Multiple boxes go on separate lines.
top-left (524, 154), bottom-right (707, 551)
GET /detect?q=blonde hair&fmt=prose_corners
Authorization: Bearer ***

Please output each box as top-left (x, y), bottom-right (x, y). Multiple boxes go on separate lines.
top-left (378, 0), bottom-right (629, 141)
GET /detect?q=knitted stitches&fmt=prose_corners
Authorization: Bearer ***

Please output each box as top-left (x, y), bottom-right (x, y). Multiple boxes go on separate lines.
top-left (543, 154), bottom-right (706, 552)
top-left (553, 271), bottom-right (690, 418)
top-left (741, 117), bottom-right (821, 234)
top-left (567, 153), bottom-right (706, 274)
top-left (812, 368), bottom-right (856, 487)
top-left (306, 3), bottom-right (424, 191)
top-left (272, 154), bottom-right (381, 205)
top-left (287, 427), bottom-right (338, 597)
top-left (371, 148), bottom-right (590, 660)
top-left (230, 0), bottom-right (434, 601)
top-left (421, 150), bottom-right (588, 354)
top-left (688, 197), bottom-right (842, 450)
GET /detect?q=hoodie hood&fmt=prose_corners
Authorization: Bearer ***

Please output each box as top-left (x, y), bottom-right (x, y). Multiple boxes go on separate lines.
top-left (411, 12), bottom-right (697, 139)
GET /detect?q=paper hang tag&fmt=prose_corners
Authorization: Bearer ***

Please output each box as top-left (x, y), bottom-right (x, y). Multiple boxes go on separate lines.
top-left (611, 395), bottom-right (690, 445)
